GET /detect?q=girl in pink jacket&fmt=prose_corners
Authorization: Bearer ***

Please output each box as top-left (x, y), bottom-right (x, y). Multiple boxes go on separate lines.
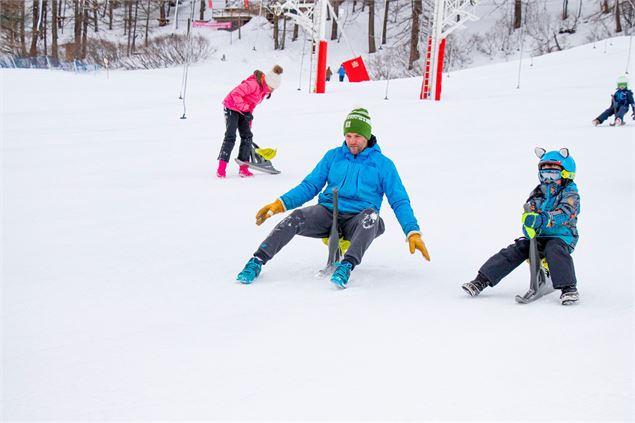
top-left (217, 65), bottom-right (283, 178)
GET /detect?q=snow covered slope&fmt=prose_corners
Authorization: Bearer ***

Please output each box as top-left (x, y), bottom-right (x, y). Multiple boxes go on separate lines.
top-left (2, 37), bottom-right (633, 421)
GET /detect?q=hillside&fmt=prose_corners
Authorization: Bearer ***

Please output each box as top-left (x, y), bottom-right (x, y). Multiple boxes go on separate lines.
top-left (3, 32), bottom-right (634, 420)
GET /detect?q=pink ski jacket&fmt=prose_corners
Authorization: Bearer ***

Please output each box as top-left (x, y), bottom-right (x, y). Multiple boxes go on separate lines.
top-left (223, 74), bottom-right (271, 113)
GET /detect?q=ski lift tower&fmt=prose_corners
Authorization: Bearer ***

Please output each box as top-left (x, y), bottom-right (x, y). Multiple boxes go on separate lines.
top-left (273, 0), bottom-right (330, 93)
top-left (421, 0), bottom-right (479, 100)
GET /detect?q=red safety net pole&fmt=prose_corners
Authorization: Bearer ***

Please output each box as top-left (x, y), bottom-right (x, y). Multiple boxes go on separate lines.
top-left (434, 38), bottom-right (446, 101)
top-left (315, 40), bottom-right (328, 93)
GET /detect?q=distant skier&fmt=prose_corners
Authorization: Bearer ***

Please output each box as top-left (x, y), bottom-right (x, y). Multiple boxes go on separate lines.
top-left (326, 66), bottom-right (333, 82)
top-left (462, 148), bottom-right (581, 305)
top-left (592, 75), bottom-right (635, 126)
top-left (235, 108), bottom-right (431, 288)
top-left (216, 65), bottom-right (283, 178)
top-left (338, 64), bottom-right (346, 82)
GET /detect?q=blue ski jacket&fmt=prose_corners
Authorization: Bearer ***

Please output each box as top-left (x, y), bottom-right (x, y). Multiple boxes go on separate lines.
top-left (280, 137), bottom-right (420, 236)
top-left (613, 88), bottom-right (635, 109)
top-left (525, 182), bottom-right (580, 250)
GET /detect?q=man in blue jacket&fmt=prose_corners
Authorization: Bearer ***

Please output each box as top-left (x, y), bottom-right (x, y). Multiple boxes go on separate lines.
top-left (236, 108), bottom-right (430, 288)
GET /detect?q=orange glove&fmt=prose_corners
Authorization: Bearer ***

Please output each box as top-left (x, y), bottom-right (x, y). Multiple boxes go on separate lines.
top-left (408, 232), bottom-right (430, 261)
top-left (256, 199), bottom-right (285, 226)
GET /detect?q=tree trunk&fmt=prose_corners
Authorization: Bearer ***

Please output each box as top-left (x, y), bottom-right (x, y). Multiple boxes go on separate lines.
top-left (602, 0), bottom-right (609, 13)
top-left (109, 0), bottom-right (113, 29)
top-left (615, 0), bottom-right (622, 32)
top-left (81, 2), bottom-right (88, 58)
top-left (50, 0), bottom-right (58, 58)
top-left (281, 16), bottom-right (287, 49)
top-left (30, 0), bottom-right (40, 56)
top-left (159, 1), bottom-right (166, 26)
top-left (127, 0), bottom-right (132, 54)
top-left (514, 0), bottom-right (522, 29)
top-left (74, 0), bottom-right (81, 46)
top-left (382, 0), bottom-right (389, 44)
top-left (43, 0), bottom-right (48, 56)
top-left (131, 0), bottom-right (138, 52)
top-left (408, 0), bottom-right (422, 69)
top-left (293, 23), bottom-right (298, 41)
top-left (20, 1), bottom-right (27, 55)
top-left (145, 0), bottom-right (150, 46)
top-left (331, 0), bottom-right (340, 40)
top-left (93, 0), bottom-right (98, 31)
top-left (368, 0), bottom-right (376, 53)
top-left (200, 0), bottom-right (205, 20)
top-left (562, 0), bottom-right (568, 19)
top-left (273, 13), bottom-right (279, 49)
top-left (353, 0), bottom-right (357, 13)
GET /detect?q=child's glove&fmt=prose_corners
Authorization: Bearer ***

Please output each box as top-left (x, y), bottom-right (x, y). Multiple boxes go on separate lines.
top-left (522, 212), bottom-right (548, 229)
top-left (407, 232), bottom-right (430, 261)
top-left (522, 212), bottom-right (549, 239)
top-left (256, 199), bottom-right (285, 226)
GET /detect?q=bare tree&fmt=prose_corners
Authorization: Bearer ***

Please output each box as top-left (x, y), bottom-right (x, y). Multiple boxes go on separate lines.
top-left (368, 0), bottom-right (376, 53)
top-left (30, 0), bottom-right (40, 56)
top-left (514, 0), bottom-right (522, 29)
top-left (52, 0), bottom-right (59, 59)
top-left (144, 0), bottom-right (151, 46)
top-left (408, 0), bottom-right (422, 69)
top-left (602, 0), bottom-right (610, 13)
top-left (200, 0), bottom-right (205, 20)
top-left (382, 0), bottom-right (389, 45)
top-left (273, 12), bottom-right (280, 49)
top-left (562, 0), bottom-right (569, 20)
top-left (281, 16), bottom-right (287, 49)
top-left (615, 0), bottom-right (622, 32)
top-left (331, 0), bottom-right (340, 40)
top-left (81, 1), bottom-right (88, 57)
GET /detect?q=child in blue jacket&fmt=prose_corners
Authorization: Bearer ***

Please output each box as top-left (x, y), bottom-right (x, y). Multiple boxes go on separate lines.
top-left (235, 108), bottom-right (430, 288)
top-left (462, 148), bottom-right (581, 305)
top-left (592, 75), bottom-right (635, 126)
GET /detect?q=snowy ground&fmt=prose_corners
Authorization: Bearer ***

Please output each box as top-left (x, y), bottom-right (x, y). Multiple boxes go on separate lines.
top-left (2, 35), bottom-right (634, 421)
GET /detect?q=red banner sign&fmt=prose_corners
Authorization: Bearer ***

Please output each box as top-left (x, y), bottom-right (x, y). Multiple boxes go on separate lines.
top-left (342, 57), bottom-right (370, 82)
top-left (193, 20), bottom-right (232, 29)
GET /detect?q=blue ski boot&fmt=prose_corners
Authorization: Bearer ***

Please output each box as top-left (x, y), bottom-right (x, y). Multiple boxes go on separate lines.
top-left (236, 257), bottom-right (263, 284)
top-left (330, 261), bottom-right (353, 289)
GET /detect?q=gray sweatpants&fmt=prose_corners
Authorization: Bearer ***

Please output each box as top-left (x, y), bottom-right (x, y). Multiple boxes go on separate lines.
top-left (254, 204), bottom-right (385, 268)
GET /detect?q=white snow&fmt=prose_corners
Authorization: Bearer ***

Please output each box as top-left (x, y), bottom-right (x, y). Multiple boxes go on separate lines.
top-left (2, 29), bottom-right (634, 421)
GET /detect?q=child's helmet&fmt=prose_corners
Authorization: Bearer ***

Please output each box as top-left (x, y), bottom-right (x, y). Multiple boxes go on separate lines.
top-left (534, 147), bottom-right (576, 180)
top-left (617, 75), bottom-right (629, 89)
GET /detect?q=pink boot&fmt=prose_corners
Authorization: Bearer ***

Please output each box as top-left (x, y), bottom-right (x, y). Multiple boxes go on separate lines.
top-left (216, 160), bottom-right (228, 178)
top-left (239, 165), bottom-right (254, 178)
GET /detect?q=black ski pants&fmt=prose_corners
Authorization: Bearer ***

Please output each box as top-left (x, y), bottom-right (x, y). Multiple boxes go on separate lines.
top-left (217, 108), bottom-right (253, 163)
top-left (254, 205), bottom-right (385, 269)
top-left (478, 237), bottom-right (577, 290)
top-left (597, 104), bottom-right (629, 123)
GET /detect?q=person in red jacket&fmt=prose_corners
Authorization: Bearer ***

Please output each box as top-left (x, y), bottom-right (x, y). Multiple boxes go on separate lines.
top-left (217, 65), bottom-right (283, 178)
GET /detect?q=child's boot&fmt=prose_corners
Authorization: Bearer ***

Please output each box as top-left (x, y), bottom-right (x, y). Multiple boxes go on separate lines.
top-left (462, 273), bottom-right (489, 297)
top-left (216, 160), bottom-right (228, 178)
top-left (239, 165), bottom-right (254, 178)
top-left (560, 286), bottom-right (579, 305)
top-left (330, 261), bottom-right (354, 289)
top-left (592, 119), bottom-right (600, 126)
top-left (236, 257), bottom-right (263, 284)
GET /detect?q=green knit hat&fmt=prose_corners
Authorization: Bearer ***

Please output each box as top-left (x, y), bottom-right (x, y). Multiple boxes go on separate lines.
top-left (343, 108), bottom-right (372, 140)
